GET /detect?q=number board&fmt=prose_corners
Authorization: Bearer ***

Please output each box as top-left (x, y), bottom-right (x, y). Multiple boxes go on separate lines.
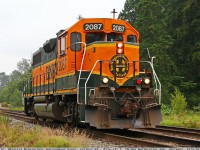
top-left (84, 23), bottom-right (103, 31)
top-left (112, 24), bottom-right (126, 33)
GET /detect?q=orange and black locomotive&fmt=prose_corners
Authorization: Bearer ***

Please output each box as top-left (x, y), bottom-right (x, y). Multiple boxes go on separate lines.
top-left (23, 18), bottom-right (162, 129)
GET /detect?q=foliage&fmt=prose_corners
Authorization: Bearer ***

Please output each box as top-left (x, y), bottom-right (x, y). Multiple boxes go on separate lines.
top-left (161, 104), bottom-right (172, 116)
top-left (119, 0), bottom-right (200, 108)
top-left (0, 58), bottom-right (31, 106)
top-left (0, 120), bottom-right (91, 147)
top-left (0, 72), bottom-right (9, 88)
top-left (17, 58), bottom-right (31, 74)
top-left (170, 87), bottom-right (187, 115)
top-left (161, 111), bottom-right (200, 129)
top-left (193, 105), bottom-right (200, 112)
top-left (34, 136), bottom-right (71, 147)
top-left (0, 116), bottom-right (9, 125)
top-left (1, 102), bottom-right (9, 107)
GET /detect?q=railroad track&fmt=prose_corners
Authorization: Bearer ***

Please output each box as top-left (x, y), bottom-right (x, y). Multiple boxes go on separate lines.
top-left (1, 109), bottom-right (200, 147)
top-left (0, 109), bottom-right (35, 123)
top-left (143, 125), bottom-right (200, 140)
top-left (127, 128), bottom-right (200, 147)
top-left (157, 125), bottom-right (200, 134)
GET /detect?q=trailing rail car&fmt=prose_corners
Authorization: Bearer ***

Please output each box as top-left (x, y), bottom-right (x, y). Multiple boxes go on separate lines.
top-left (23, 18), bottom-right (162, 129)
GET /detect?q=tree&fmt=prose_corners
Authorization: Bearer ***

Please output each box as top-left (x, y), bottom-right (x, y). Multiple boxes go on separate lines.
top-left (10, 70), bottom-right (21, 82)
top-left (119, 0), bottom-right (175, 104)
top-left (163, 0), bottom-right (200, 107)
top-left (0, 72), bottom-right (9, 87)
top-left (118, 0), bottom-right (139, 23)
top-left (17, 58), bottom-right (31, 74)
top-left (119, 0), bottom-right (200, 107)
top-left (0, 59), bottom-right (32, 106)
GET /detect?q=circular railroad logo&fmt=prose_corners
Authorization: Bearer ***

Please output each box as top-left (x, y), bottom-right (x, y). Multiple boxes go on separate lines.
top-left (109, 55), bottom-right (129, 78)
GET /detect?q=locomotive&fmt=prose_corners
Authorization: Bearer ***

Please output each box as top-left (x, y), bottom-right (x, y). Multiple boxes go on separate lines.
top-left (23, 18), bottom-right (162, 129)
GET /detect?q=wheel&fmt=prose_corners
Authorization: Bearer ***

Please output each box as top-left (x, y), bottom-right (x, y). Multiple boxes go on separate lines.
top-left (66, 102), bottom-right (76, 125)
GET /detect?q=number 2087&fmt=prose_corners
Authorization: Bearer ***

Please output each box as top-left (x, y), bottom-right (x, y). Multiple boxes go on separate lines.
top-left (112, 24), bottom-right (126, 32)
top-left (84, 23), bottom-right (103, 31)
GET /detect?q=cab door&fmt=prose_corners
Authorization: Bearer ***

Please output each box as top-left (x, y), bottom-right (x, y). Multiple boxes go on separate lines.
top-left (55, 33), bottom-right (68, 91)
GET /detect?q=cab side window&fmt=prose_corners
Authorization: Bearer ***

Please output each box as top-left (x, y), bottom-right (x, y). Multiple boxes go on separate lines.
top-left (127, 34), bottom-right (137, 43)
top-left (60, 36), bottom-right (66, 55)
top-left (70, 32), bottom-right (81, 51)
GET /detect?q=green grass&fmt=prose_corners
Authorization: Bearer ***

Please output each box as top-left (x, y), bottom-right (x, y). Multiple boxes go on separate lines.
top-left (161, 111), bottom-right (200, 129)
top-left (9, 106), bottom-right (24, 111)
top-left (0, 116), bottom-right (91, 147)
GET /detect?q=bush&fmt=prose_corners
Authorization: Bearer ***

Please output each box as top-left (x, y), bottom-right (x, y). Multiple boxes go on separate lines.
top-left (170, 87), bottom-right (187, 115)
top-left (193, 105), bottom-right (200, 112)
top-left (161, 104), bottom-right (172, 115)
top-left (1, 102), bottom-right (9, 107)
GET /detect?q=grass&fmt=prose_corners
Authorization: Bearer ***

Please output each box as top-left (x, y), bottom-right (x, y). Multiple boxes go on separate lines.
top-left (0, 102), bottom-right (24, 111)
top-left (161, 111), bottom-right (200, 129)
top-left (0, 116), bottom-right (91, 147)
top-left (1, 103), bottom-right (200, 147)
top-left (9, 106), bottom-right (24, 111)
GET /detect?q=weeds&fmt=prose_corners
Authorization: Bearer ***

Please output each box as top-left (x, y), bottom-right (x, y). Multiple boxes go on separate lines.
top-left (170, 87), bottom-right (187, 115)
top-left (0, 119), bottom-right (91, 147)
top-left (161, 87), bottom-right (200, 129)
top-left (161, 107), bottom-right (200, 129)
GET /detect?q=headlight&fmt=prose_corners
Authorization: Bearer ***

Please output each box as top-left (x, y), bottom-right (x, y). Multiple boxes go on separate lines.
top-left (144, 78), bottom-right (150, 84)
top-left (102, 77), bottom-right (109, 84)
top-left (117, 48), bottom-right (123, 54)
top-left (116, 42), bottom-right (124, 54)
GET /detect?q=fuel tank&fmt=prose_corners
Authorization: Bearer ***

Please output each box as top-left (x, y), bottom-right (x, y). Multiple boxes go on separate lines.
top-left (34, 102), bottom-right (64, 121)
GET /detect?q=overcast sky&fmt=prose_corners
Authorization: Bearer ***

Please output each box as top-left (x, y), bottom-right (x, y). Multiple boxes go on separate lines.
top-left (0, 0), bottom-right (126, 75)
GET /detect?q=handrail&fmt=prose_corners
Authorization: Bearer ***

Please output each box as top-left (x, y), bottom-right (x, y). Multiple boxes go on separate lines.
top-left (83, 59), bottom-right (117, 105)
top-left (133, 60), bottom-right (161, 104)
top-left (84, 60), bottom-right (101, 104)
top-left (84, 60), bottom-right (161, 105)
top-left (76, 42), bottom-right (87, 105)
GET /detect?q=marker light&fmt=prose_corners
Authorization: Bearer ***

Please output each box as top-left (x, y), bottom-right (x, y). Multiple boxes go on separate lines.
top-left (144, 78), bottom-right (150, 84)
top-left (102, 77), bottom-right (109, 84)
top-left (136, 79), bottom-right (142, 85)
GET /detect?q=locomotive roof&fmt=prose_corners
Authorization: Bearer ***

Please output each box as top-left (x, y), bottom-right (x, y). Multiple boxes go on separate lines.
top-left (57, 18), bottom-right (139, 37)
top-left (32, 47), bottom-right (42, 56)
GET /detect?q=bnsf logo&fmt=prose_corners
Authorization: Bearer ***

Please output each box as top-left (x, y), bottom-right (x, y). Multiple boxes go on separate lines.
top-left (109, 55), bottom-right (129, 78)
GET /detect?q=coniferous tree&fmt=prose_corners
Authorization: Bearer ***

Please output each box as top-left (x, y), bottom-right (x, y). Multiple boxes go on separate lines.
top-left (119, 0), bottom-right (175, 103)
top-left (119, 0), bottom-right (200, 107)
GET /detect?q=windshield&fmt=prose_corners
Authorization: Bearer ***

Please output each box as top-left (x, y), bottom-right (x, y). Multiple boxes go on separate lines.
top-left (85, 32), bottom-right (123, 44)
top-left (86, 33), bottom-right (103, 44)
top-left (107, 33), bottom-right (123, 41)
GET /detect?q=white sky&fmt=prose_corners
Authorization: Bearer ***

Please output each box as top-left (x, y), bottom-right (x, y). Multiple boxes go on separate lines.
top-left (0, 0), bottom-right (126, 75)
